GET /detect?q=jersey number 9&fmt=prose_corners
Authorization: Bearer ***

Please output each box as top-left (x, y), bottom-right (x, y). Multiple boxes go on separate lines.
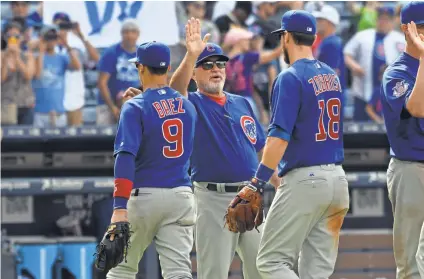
top-left (162, 118), bottom-right (184, 158)
top-left (316, 98), bottom-right (341, 141)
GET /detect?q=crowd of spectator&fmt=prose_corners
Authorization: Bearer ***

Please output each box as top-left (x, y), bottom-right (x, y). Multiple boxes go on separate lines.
top-left (1, 1), bottom-right (406, 128)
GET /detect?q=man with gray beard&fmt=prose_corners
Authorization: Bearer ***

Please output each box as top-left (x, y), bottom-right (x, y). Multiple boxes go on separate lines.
top-left (171, 18), bottom-right (267, 279)
top-left (123, 18), bottom-right (270, 279)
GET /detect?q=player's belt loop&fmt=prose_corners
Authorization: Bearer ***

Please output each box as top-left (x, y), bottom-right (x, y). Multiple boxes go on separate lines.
top-left (132, 188), bottom-right (140, 196)
top-left (217, 183), bottom-right (226, 193)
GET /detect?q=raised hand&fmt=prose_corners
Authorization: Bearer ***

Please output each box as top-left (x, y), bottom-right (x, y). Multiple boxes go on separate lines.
top-left (38, 39), bottom-right (47, 53)
top-left (406, 21), bottom-right (424, 57)
top-left (72, 22), bottom-right (84, 40)
top-left (185, 17), bottom-right (211, 57)
top-left (58, 31), bottom-right (69, 48)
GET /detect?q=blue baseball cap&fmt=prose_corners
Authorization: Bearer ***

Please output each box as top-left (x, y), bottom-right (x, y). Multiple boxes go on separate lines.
top-left (128, 41), bottom-right (170, 68)
top-left (196, 43), bottom-right (229, 67)
top-left (271, 10), bottom-right (316, 35)
top-left (377, 6), bottom-right (395, 17)
top-left (401, 1), bottom-right (424, 25)
top-left (249, 25), bottom-right (266, 37)
top-left (53, 12), bottom-right (71, 23)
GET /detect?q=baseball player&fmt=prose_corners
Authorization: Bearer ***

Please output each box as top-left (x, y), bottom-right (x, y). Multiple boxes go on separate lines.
top-left (100, 42), bottom-right (197, 279)
top-left (225, 10), bottom-right (349, 279)
top-left (380, 2), bottom-right (424, 278)
top-left (123, 18), bottom-right (268, 279)
top-left (170, 18), bottom-right (268, 279)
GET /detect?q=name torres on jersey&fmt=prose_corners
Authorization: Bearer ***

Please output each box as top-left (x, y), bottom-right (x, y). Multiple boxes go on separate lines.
top-left (153, 97), bottom-right (186, 118)
top-left (307, 73), bottom-right (342, 142)
top-left (308, 74), bottom-right (342, 96)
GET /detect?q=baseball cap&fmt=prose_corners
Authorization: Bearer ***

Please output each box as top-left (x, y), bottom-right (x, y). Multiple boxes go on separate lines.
top-left (128, 41), bottom-right (170, 68)
top-left (377, 6), bottom-right (395, 17)
top-left (121, 18), bottom-right (140, 32)
top-left (271, 10), bottom-right (317, 35)
top-left (53, 12), bottom-right (71, 23)
top-left (249, 25), bottom-right (266, 37)
top-left (234, 1), bottom-right (253, 15)
top-left (195, 43), bottom-right (229, 67)
top-left (223, 28), bottom-right (254, 46)
top-left (40, 25), bottom-right (59, 37)
top-left (401, 1), bottom-right (424, 25)
top-left (253, 1), bottom-right (277, 8)
top-left (3, 20), bottom-right (23, 33)
top-left (312, 5), bottom-right (340, 26)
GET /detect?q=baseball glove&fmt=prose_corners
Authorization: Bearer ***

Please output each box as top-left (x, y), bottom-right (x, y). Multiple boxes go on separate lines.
top-left (224, 178), bottom-right (265, 233)
top-left (94, 222), bottom-right (131, 274)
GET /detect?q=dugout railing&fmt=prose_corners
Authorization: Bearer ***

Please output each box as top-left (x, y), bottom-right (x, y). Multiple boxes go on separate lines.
top-left (1, 122), bottom-right (395, 279)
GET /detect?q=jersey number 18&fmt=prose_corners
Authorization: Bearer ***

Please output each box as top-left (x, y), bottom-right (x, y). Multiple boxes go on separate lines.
top-left (162, 118), bottom-right (184, 158)
top-left (316, 98), bottom-right (341, 141)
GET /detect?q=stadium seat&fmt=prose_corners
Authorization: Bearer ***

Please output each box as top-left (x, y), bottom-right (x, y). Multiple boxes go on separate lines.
top-left (333, 230), bottom-right (396, 278)
top-left (57, 236), bottom-right (97, 279)
top-left (12, 236), bottom-right (58, 279)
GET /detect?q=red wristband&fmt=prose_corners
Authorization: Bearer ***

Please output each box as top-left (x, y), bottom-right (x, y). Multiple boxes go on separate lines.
top-left (113, 178), bottom-right (133, 199)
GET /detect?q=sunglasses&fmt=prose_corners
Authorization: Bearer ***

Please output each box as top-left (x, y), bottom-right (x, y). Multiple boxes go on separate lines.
top-left (5, 34), bottom-right (21, 39)
top-left (199, 60), bottom-right (227, 70)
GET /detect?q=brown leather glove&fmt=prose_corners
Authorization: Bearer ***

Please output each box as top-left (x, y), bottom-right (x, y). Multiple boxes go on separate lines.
top-left (225, 178), bottom-right (265, 233)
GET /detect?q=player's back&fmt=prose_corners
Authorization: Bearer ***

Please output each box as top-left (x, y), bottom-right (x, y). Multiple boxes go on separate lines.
top-left (274, 59), bottom-right (344, 176)
top-left (129, 86), bottom-right (197, 187)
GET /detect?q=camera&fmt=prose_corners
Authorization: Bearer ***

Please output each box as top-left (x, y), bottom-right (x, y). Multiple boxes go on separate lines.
top-left (43, 31), bottom-right (58, 41)
top-left (58, 22), bottom-right (76, 30)
top-left (1, 37), bottom-right (6, 50)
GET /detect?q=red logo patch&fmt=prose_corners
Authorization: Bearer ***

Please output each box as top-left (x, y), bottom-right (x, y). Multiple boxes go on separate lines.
top-left (206, 44), bottom-right (215, 52)
top-left (240, 115), bottom-right (257, 145)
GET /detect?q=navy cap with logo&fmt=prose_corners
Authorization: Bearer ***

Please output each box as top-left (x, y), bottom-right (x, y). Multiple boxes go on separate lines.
top-left (401, 1), bottom-right (424, 25)
top-left (128, 41), bottom-right (170, 68)
top-left (53, 12), bottom-right (71, 23)
top-left (271, 10), bottom-right (317, 35)
top-left (196, 43), bottom-right (229, 67)
top-left (377, 6), bottom-right (395, 17)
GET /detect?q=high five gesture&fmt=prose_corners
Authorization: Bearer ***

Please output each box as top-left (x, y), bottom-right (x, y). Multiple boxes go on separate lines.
top-left (185, 17), bottom-right (211, 57)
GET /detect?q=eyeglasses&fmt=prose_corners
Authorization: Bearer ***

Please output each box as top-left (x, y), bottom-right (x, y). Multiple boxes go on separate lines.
top-left (5, 34), bottom-right (21, 39)
top-left (199, 61), bottom-right (227, 70)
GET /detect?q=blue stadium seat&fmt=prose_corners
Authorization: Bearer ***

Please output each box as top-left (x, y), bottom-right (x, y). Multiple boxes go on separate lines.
top-left (57, 237), bottom-right (98, 279)
top-left (12, 236), bottom-right (58, 279)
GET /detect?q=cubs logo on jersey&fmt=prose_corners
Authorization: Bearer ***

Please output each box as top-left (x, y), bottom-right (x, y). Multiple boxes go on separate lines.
top-left (240, 115), bottom-right (257, 145)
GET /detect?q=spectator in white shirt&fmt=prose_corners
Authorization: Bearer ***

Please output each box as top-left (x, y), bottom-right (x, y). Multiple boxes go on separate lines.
top-left (53, 12), bottom-right (100, 126)
top-left (344, 6), bottom-right (405, 121)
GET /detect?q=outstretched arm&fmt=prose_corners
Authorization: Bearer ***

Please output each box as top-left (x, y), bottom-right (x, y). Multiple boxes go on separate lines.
top-left (170, 18), bottom-right (210, 97)
top-left (258, 45), bottom-right (282, 65)
top-left (404, 22), bottom-right (424, 117)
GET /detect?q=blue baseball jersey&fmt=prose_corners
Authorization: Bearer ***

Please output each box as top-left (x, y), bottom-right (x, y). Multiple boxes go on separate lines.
top-left (269, 59), bottom-right (344, 177)
top-left (188, 92), bottom-right (266, 183)
top-left (381, 52), bottom-right (424, 162)
top-left (368, 87), bottom-right (383, 118)
top-left (317, 35), bottom-right (346, 91)
top-left (114, 86), bottom-right (197, 188)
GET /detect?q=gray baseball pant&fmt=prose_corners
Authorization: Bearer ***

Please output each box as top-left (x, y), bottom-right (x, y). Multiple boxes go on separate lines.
top-left (387, 158), bottom-right (424, 279)
top-left (193, 181), bottom-right (263, 279)
top-left (107, 186), bottom-right (195, 279)
top-left (257, 164), bottom-right (349, 279)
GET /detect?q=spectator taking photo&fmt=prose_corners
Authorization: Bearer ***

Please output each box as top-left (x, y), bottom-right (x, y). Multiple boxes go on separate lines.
top-left (53, 12), bottom-right (100, 126)
top-left (1, 20), bottom-right (35, 126)
top-left (32, 25), bottom-right (81, 128)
